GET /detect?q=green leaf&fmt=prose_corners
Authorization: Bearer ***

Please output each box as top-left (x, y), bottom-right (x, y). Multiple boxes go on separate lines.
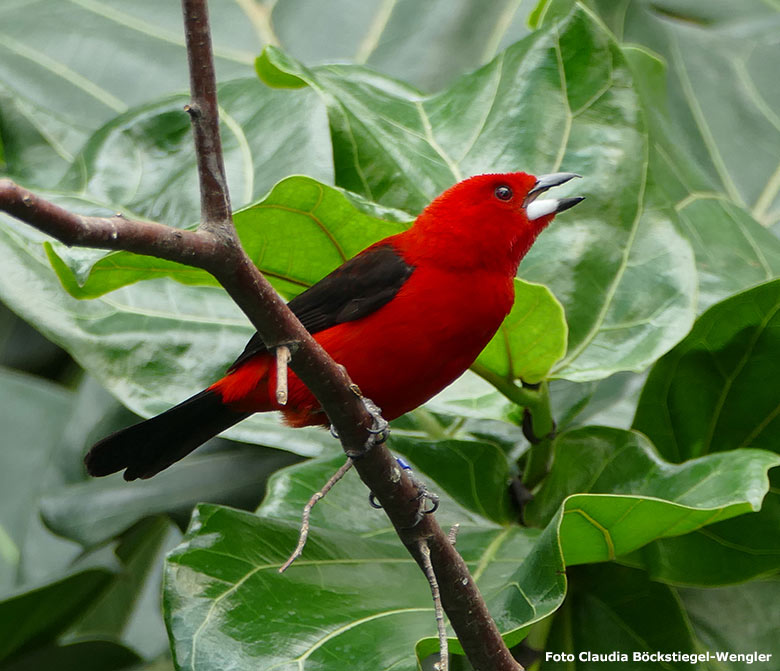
top-left (0, 640), bottom-right (142, 671)
top-left (624, 470), bottom-right (780, 586)
top-left (165, 427), bottom-right (778, 668)
top-left (270, 0), bottom-right (537, 92)
top-left (41, 444), bottom-right (300, 547)
top-left (542, 563), bottom-right (697, 670)
top-left (391, 436), bottom-right (514, 525)
top-left (542, 563), bottom-right (780, 670)
top-left (550, 371), bottom-right (647, 432)
top-left (476, 280), bottom-right (567, 385)
top-left (592, 0), bottom-right (780, 225)
top-left (64, 517), bottom-right (181, 660)
top-left (677, 577), bottom-right (780, 669)
top-left (168, 455), bottom-right (560, 669)
top-left (633, 279), bottom-right (780, 461)
top-left (0, 568), bottom-right (113, 661)
top-left (257, 8), bottom-right (698, 382)
top-left (0, 367), bottom-right (81, 592)
top-left (45, 176), bottom-right (405, 300)
top-left (524, 426), bottom-right (779, 565)
top-left (55, 79), bottom-right (332, 228)
top-left (621, 45), bottom-right (780, 312)
top-left (0, 0), bottom-right (259, 186)
top-left (166, 505), bottom-right (553, 670)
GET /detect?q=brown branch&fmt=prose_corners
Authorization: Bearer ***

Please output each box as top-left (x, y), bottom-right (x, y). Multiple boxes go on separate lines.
top-left (0, 1), bottom-right (523, 669)
top-left (181, 0), bottom-right (232, 230)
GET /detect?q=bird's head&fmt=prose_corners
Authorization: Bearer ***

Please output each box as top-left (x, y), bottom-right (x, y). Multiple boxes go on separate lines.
top-left (405, 172), bottom-right (583, 274)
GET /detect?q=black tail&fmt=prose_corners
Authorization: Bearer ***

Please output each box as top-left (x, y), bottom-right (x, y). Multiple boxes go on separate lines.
top-left (84, 389), bottom-right (250, 481)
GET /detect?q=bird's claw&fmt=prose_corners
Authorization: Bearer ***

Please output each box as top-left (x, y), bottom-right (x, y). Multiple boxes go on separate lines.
top-left (368, 457), bottom-right (439, 526)
top-left (335, 397), bottom-right (389, 458)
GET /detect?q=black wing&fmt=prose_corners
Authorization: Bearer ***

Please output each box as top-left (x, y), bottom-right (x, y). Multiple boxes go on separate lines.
top-left (228, 243), bottom-right (414, 371)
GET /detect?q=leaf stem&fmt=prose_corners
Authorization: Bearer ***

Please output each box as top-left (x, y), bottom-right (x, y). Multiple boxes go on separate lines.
top-left (472, 365), bottom-right (556, 489)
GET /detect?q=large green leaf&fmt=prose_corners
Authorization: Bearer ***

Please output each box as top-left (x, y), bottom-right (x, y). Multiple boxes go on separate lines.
top-left (622, 468), bottom-right (780, 587)
top-left (41, 443), bottom-right (301, 548)
top-left (592, 0), bottom-right (780, 224)
top-left (0, 367), bottom-right (81, 593)
top-left (257, 8), bottom-right (697, 382)
top-left (533, 1), bottom-right (780, 310)
top-left (46, 176), bottom-right (405, 300)
top-left (0, 0), bottom-right (259, 186)
top-left (165, 470), bottom-right (554, 671)
top-left (53, 79), bottom-right (332, 228)
top-left (633, 279), bottom-right (780, 461)
top-left (542, 564), bottom-right (697, 670)
top-left (621, 45), bottom-right (780, 311)
top-left (270, 0), bottom-right (537, 93)
top-left (63, 517), bottom-right (181, 660)
top-left (541, 563), bottom-right (780, 670)
top-left (0, 0), bottom-right (539, 189)
top-left (0, 568), bottom-right (114, 661)
top-left (524, 427), bottom-right (779, 563)
top-left (677, 577), bottom-right (780, 669)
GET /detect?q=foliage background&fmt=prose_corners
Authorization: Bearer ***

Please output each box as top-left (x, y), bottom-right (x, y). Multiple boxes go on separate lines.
top-left (0, 1), bottom-right (779, 670)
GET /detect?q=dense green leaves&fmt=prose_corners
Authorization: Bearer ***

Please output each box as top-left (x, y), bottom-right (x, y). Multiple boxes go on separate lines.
top-left (627, 281), bottom-right (780, 584)
top-left (634, 280), bottom-right (780, 461)
top-left (165, 427), bottom-right (777, 669)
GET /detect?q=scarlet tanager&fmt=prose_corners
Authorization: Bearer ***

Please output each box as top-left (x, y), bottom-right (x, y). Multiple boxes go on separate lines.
top-left (85, 172), bottom-right (583, 481)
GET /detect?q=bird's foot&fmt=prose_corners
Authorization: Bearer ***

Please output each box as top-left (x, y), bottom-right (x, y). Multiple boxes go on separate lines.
top-left (330, 397), bottom-right (390, 458)
top-left (369, 456), bottom-right (439, 527)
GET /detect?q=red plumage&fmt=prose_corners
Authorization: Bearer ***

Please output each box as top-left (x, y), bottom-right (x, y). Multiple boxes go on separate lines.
top-left (85, 172), bottom-right (582, 480)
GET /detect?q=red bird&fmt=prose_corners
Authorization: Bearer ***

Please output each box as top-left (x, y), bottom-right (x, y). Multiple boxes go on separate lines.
top-left (85, 172), bottom-right (583, 480)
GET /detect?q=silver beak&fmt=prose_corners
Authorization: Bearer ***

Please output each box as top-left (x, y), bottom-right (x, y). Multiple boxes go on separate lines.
top-left (524, 172), bottom-right (584, 221)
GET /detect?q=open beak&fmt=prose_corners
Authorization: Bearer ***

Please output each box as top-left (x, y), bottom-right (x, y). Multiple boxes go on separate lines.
top-left (524, 172), bottom-right (584, 221)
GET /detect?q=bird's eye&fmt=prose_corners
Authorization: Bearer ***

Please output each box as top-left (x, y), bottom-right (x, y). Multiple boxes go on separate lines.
top-left (494, 185), bottom-right (513, 201)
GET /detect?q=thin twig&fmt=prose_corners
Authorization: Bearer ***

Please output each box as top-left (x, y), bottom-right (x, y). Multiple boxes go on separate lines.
top-left (181, 0), bottom-right (232, 230)
top-left (419, 539), bottom-right (449, 671)
top-left (447, 524), bottom-right (460, 546)
top-left (275, 344), bottom-right (291, 405)
top-left (279, 458), bottom-right (355, 573)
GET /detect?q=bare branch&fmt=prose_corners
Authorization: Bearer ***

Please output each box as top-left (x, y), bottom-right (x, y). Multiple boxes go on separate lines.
top-left (419, 539), bottom-right (449, 671)
top-left (181, 0), bottom-right (232, 231)
top-left (279, 458), bottom-right (355, 573)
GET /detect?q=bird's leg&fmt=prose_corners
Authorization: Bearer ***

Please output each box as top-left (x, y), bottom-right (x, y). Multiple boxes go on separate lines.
top-left (369, 456), bottom-right (439, 527)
